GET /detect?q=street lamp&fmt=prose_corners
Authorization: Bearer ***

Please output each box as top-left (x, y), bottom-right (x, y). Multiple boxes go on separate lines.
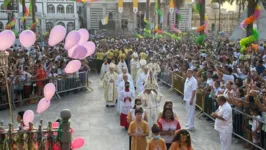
top-left (0, 51), bottom-right (13, 123)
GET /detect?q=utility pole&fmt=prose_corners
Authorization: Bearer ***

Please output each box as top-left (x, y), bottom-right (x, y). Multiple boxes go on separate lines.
top-left (146, 0), bottom-right (150, 28)
top-left (32, 0), bottom-right (36, 32)
top-left (22, 0), bottom-right (26, 29)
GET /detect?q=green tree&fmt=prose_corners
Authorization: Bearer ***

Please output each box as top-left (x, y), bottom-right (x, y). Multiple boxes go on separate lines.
top-left (31, 0), bottom-right (36, 32)
top-left (211, 0), bottom-right (227, 32)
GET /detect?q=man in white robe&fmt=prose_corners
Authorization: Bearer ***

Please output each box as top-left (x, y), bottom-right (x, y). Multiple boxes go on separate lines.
top-left (117, 54), bottom-right (128, 74)
top-left (104, 63), bottom-right (118, 107)
top-left (118, 81), bottom-right (135, 129)
top-left (147, 57), bottom-right (161, 78)
top-left (136, 66), bottom-right (149, 94)
top-left (117, 74), bottom-right (135, 113)
top-left (137, 70), bottom-right (162, 137)
top-left (100, 58), bottom-right (109, 80)
top-left (116, 67), bottom-right (134, 87)
top-left (136, 59), bottom-right (147, 84)
top-left (130, 52), bottom-right (140, 85)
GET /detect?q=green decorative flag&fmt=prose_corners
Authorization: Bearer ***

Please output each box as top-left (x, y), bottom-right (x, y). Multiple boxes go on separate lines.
top-left (4, 0), bottom-right (11, 9)
top-left (155, 0), bottom-right (158, 9)
top-left (196, 34), bottom-right (206, 45)
top-left (239, 28), bottom-right (259, 52)
top-left (29, 0), bottom-right (33, 13)
top-left (178, 14), bottom-right (182, 21)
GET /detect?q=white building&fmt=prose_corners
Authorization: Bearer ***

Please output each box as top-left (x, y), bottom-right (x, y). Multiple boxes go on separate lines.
top-left (82, 0), bottom-right (193, 31)
top-left (0, 0), bottom-right (79, 34)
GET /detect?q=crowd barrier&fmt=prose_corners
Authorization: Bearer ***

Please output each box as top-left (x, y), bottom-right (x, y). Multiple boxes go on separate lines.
top-left (158, 71), bottom-right (266, 150)
top-left (0, 71), bottom-right (92, 110)
top-left (0, 110), bottom-right (73, 150)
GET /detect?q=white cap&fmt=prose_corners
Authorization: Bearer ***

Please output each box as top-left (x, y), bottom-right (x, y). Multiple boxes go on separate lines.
top-left (140, 59), bottom-right (147, 66)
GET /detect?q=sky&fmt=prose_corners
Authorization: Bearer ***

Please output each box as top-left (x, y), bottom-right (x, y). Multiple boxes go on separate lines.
top-left (221, 1), bottom-right (238, 12)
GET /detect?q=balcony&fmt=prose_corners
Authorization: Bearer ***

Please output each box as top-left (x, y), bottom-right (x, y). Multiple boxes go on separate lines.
top-left (0, 12), bottom-right (8, 19)
top-left (45, 13), bottom-right (78, 19)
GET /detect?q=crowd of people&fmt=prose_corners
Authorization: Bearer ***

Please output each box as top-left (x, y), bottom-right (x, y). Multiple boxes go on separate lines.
top-left (93, 35), bottom-right (266, 150)
top-left (0, 42), bottom-right (90, 109)
top-left (3, 32), bottom-right (266, 149)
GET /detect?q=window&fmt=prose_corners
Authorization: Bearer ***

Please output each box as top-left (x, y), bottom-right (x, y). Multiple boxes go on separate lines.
top-left (57, 22), bottom-right (65, 27)
top-left (46, 22), bottom-right (54, 31)
top-left (0, 22), bottom-right (3, 30)
top-left (57, 5), bottom-right (64, 13)
top-left (47, 4), bottom-right (55, 13)
top-left (0, 4), bottom-right (4, 10)
top-left (67, 22), bottom-right (74, 32)
top-left (66, 5), bottom-right (74, 14)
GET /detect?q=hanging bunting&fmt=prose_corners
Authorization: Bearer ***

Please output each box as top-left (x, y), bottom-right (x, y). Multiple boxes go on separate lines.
top-left (118, 0), bottom-right (123, 13)
top-left (169, 0), bottom-right (175, 14)
top-left (133, 0), bottom-right (138, 14)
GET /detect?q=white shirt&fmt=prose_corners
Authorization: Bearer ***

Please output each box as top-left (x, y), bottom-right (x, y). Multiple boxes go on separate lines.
top-left (206, 78), bottom-right (213, 87)
top-left (222, 74), bottom-right (234, 84)
top-left (251, 115), bottom-right (261, 133)
top-left (214, 102), bottom-right (233, 133)
top-left (183, 76), bottom-right (198, 101)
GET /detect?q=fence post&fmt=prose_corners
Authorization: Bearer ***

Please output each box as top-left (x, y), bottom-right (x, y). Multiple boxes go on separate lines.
top-left (8, 123), bottom-right (13, 149)
top-left (60, 109), bottom-right (72, 150)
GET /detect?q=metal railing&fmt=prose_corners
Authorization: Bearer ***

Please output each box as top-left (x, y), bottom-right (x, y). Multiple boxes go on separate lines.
top-left (158, 70), bottom-right (266, 150)
top-left (0, 109), bottom-right (72, 150)
top-left (0, 71), bottom-right (92, 110)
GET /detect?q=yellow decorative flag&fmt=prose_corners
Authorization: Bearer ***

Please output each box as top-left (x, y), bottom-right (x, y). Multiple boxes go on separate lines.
top-left (118, 0), bottom-right (123, 13)
top-left (133, 0), bottom-right (138, 14)
top-left (101, 16), bottom-right (108, 25)
top-left (169, 0), bottom-right (175, 13)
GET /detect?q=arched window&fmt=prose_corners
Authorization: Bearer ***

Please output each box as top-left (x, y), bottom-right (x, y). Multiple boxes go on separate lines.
top-left (47, 4), bottom-right (55, 13)
top-left (46, 22), bottom-right (54, 31)
top-left (67, 22), bottom-right (74, 32)
top-left (35, 5), bottom-right (37, 12)
top-left (57, 22), bottom-right (65, 27)
top-left (0, 22), bottom-right (3, 30)
top-left (57, 5), bottom-right (64, 13)
top-left (0, 4), bottom-right (4, 10)
top-left (66, 5), bottom-right (74, 14)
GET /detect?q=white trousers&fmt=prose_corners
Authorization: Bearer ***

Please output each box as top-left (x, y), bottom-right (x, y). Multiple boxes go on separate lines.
top-left (219, 132), bottom-right (232, 150)
top-left (185, 101), bottom-right (195, 128)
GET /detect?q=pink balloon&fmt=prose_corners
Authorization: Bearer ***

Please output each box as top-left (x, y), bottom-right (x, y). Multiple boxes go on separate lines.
top-left (64, 31), bottom-right (81, 50)
top-left (78, 28), bottom-right (89, 45)
top-left (44, 83), bottom-right (56, 100)
top-left (68, 45), bottom-right (77, 57)
top-left (70, 127), bottom-right (74, 134)
top-left (64, 60), bottom-right (81, 74)
top-left (23, 110), bottom-right (34, 126)
top-left (70, 45), bottom-right (87, 59)
top-left (52, 122), bottom-right (60, 128)
top-left (48, 25), bottom-right (66, 46)
top-left (72, 137), bottom-right (85, 149)
top-left (19, 30), bottom-right (36, 48)
top-left (36, 98), bottom-right (51, 114)
top-left (84, 41), bottom-right (96, 57)
top-left (0, 30), bottom-right (15, 51)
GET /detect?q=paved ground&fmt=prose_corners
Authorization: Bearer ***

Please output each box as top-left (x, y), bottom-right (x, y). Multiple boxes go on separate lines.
top-left (0, 73), bottom-right (243, 150)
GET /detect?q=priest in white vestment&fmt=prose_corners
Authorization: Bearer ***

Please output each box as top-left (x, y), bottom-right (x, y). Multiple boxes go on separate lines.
top-left (136, 59), bottom-right (147, 83)
top-left (118, 81), bottom-right (135, 129)
top-left (100, 59), bottom-right (109, 80)
top-left (147, 57), bottom-right (161, 78)
top-left (116, 67), bottom-right (134, 87)
top-left (136, 66), bottom-right (149, 94)
top-left (137, 70), bottom-right (162, 137)
top-left (117, 74), bottom-right (135, 113)
top-left (130, 52), bottom-right (140, 85)
top-left (117, 54), bottom-right (128, 74)
top-left (104, 63), bottom-right (118, 107)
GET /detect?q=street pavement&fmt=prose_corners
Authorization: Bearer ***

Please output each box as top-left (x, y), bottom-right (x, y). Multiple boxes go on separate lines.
top-left (0, 73), bottom-right (243, 150)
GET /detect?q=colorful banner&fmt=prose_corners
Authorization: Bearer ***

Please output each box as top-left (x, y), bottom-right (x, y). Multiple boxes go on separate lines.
top-left (133, 0), bottom-right (138, 14)
top-left (169, 0), bottom-right (175, 13)
top-left (118, 0), bottom-right (123, 13)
